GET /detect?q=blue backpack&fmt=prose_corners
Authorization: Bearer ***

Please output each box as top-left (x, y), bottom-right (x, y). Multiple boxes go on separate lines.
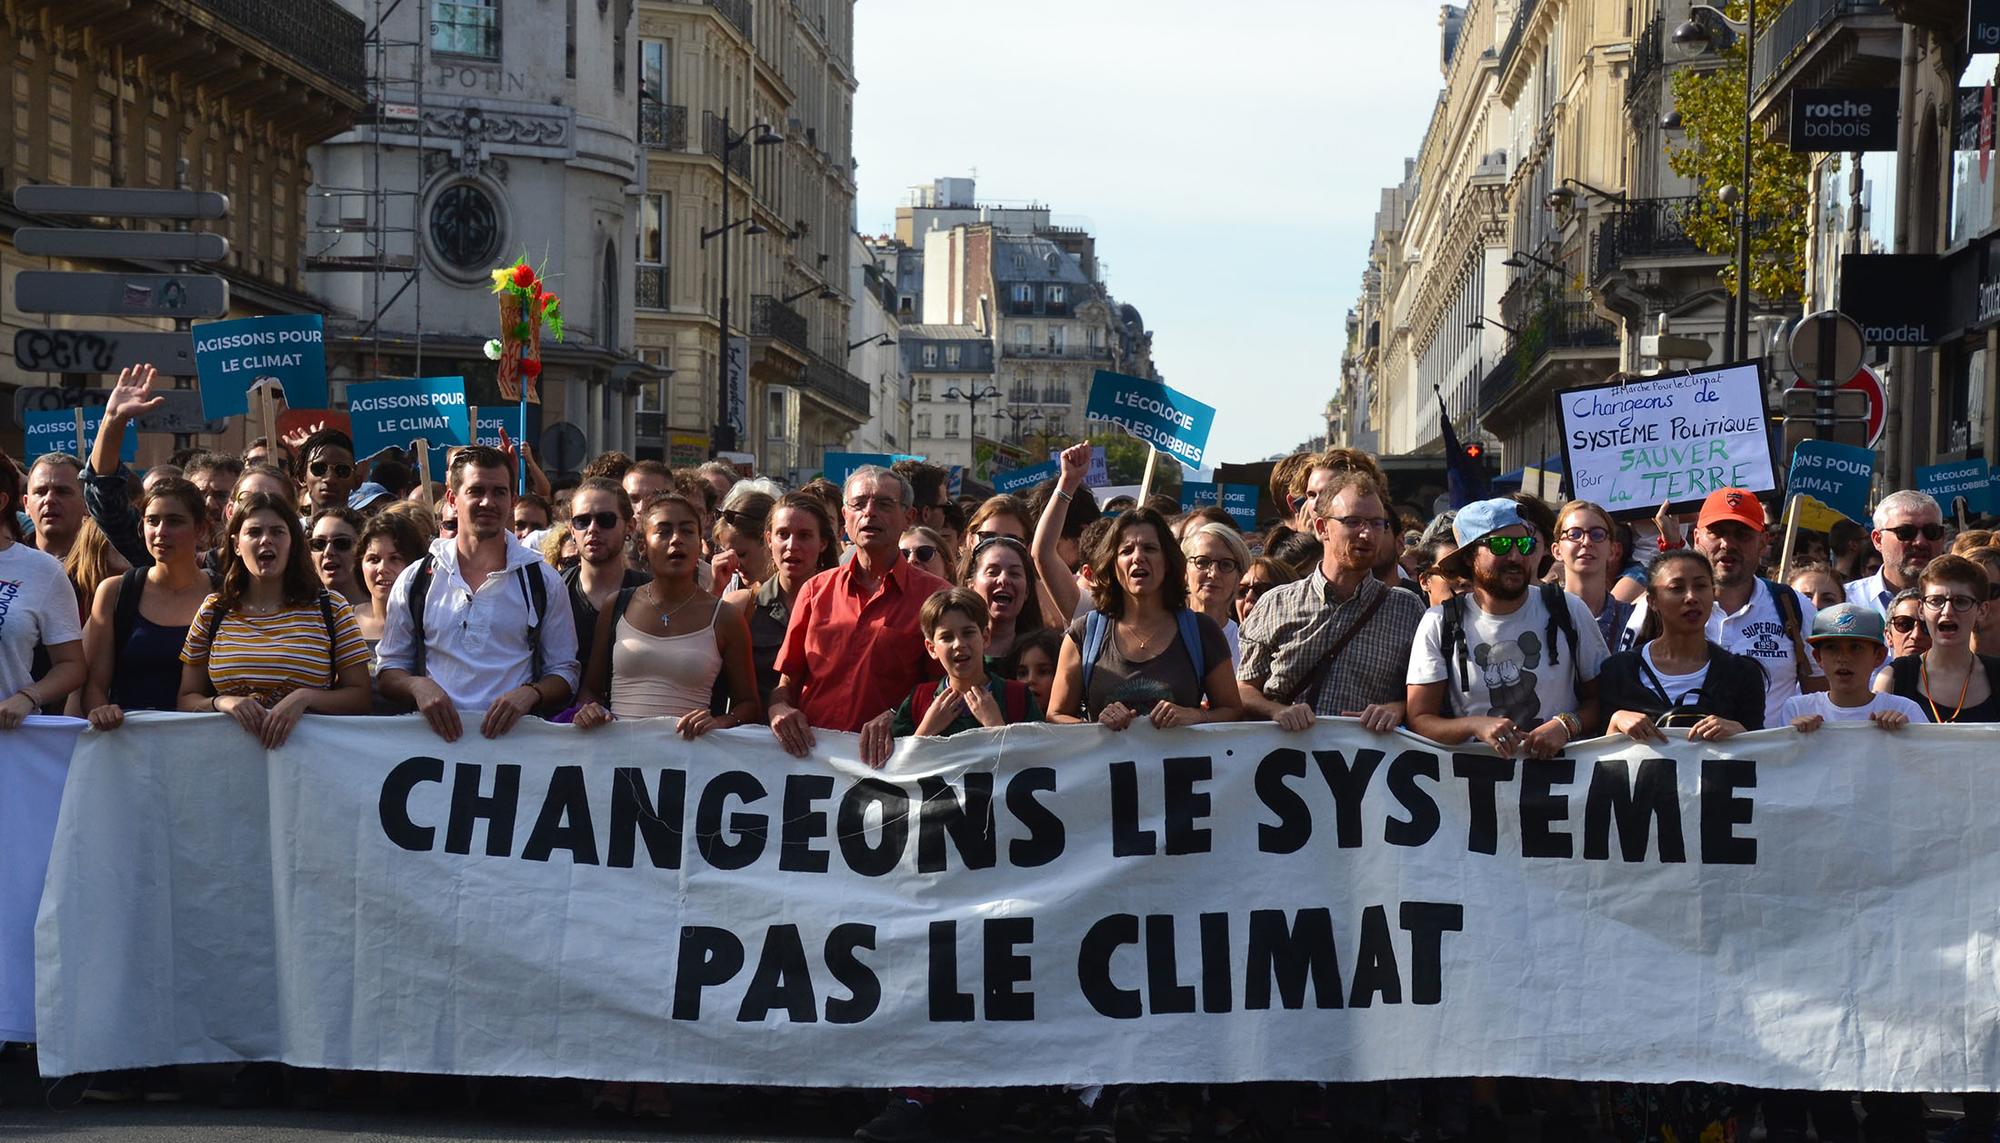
top-left (1079, 608), bottom-right (1207, 712)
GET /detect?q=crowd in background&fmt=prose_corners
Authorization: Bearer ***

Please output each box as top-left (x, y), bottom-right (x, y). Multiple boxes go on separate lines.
top-left (3, 362), bottom-right (1997, 1142)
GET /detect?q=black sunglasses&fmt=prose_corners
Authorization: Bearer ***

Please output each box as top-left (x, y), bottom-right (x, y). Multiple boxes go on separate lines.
top-left (570, 511), bottom-right (621, 532)
top-left (1885, 523), bottom-right (1947, 543)
top-left (1888, 615), bottom-right (1922, 633)
top-left (307, 535), bottom-right (355, 553)
top-left (308, 460), bottom-right (353, 479)
top-left (901, 544), bottom-right (938, 564)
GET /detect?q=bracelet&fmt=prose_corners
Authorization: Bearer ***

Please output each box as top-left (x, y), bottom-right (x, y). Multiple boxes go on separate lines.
top-left (1055, 489), bottom-right (1073, 501)
top-left (14, 688), bottom-right (36, 708)
top-left (1554, 712), bottom-right (1581, 738)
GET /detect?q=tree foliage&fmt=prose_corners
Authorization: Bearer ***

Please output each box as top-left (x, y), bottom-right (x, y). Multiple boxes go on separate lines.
top-left (1663, 2), bottom-right (1810, 302)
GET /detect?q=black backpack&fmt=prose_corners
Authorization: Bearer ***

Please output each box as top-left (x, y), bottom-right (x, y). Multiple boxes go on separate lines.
top-left (111, 566), bottom-right (222, 653)
top-left (405, 553), bottom-right (550, 684)
top-left (1440, 581), bottom-right (1581, 697)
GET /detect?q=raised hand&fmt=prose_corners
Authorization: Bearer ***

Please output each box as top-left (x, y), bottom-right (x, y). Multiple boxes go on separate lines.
top-left (105, 364), bottom-right (166, 421)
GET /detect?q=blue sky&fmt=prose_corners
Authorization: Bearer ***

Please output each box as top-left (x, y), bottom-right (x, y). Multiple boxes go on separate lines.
top-left (852, 0), bottom-right (1445, 463)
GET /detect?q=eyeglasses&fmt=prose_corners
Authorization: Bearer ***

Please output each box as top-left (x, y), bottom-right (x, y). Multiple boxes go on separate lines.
top-left (1287, 494), bottom-right (1310, 513)
top-left (847, 496), bottom-right (903, 514)
top-left (1885, 523), bottom-right (1947, 544)
top-left (719, 508), bottom-right (766, 532)
top-left (307, 535), bottom-right (355, 553)
top-left (570, 511), bottom-right (621, 532)
top-left (1481, 534), bottom-right (1538, 557)
top-left (1330, 515), bottom-right (1392, 533)
top-left (972, 528), bottom-right (1018, 544)
top-left (1921, 593), bottom-right (1980, 613)
top-left (308, 460), bottom-right (353, 479)
top-left (901, 544), bottom-right (938, 564)
top-left (1560, 526), bottom-right (1609, 543)
top-left (1236, 581), bottom-right (1276, 600)
top-left (1889, 615), bottom-right (1923, 633)
top-left (1190, 555), bottom-right (1241, 575)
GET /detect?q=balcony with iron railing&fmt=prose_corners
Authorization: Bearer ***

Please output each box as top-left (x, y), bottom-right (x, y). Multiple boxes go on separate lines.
top-left (1002, 342), bottom-right (1112, 361)
top-left (193, 0), bottom-right (367, 94)
top-left (1590, 196), bottom-right (1714, 281)
top-left (1498, 0), bottom-right (1540, 81)
top-left (1751, 0), bottom-right (1896, 104)
top-left (703, 112), bottom-right (753, 178)
top-left (701, 0), bottom-right (753, 40)
top-left (636, 265), bottom-right (669, 310)
top-left (1477, 300), bottom-right (1619, 411)
top-left (1626, 13), bottom-right (1663, 107)
top-left (749, 295), bottom-right (808, 353)
top-left (802, 351), bottom-right (870, 419)
top-left (639, 102), bottom-right (688, 151)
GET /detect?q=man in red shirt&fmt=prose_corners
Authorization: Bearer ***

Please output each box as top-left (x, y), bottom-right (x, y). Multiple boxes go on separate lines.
top-left (769, 465), bottom-right (951, 766)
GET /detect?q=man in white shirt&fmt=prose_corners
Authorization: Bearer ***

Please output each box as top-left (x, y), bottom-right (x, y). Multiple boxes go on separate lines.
top-left (1844, 489), bottom-right (1946, 615)
top-left (377, 446), bottom-right (579, 742)
top-left (1621, 488), bottom-right (1826, 729)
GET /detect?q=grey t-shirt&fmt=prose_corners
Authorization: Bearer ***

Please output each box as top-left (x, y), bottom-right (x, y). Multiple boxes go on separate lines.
top-left (1065, 609), bottom-right (1231, 719)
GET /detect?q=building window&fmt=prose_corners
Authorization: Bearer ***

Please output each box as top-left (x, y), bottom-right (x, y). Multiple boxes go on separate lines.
top-left (641, 40), bottom-right (668, 103)
top-left (945, 414), bottom-right (961, 438)
top-left (915, 379), bottom-right (932, 402)
top-left (1048, 326), bottom-right (1067, 352)
top-left (944, 345), bottom-right (961, 367)
top-left (428, 182), bottom-right (502, 271)
top-left (1090, 326), bottom-right (1104, 349)
top-left (431, 0), bottom-right (499, 59)
top-left (1047, 284), bottom-right (1066, 306)
top-left (636, 192), bottom-right (668, 309)
top-left (916, 412), bottom-right (932, 437)
top-left (1014, 324), bottom-right (1033, 347)
top-left (1010, 283), bottom-right (1034, 312)
top-left (922, 343), bottom-right (939, 367)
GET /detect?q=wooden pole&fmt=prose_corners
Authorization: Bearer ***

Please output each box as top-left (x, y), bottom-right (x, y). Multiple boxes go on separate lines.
top-left (1776, 493), bottom-right (1804, 584)
top-left (414, 439), bottom-right (433, 512)
top-left (468, 405), bottom-right (481, 447)
top-left (252, 380), bottom-right (279, 462)
top-left (1137, 445), bottom-right (1160, 505)
top-left (1955, 495), bottom-right (1970, 533)
top-left (73, 408), bottom-right (88, 460)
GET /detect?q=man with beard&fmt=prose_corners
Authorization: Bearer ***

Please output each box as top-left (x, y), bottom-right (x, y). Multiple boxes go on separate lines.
top-left (1407, 497), bottom-right (1607, 755)
top-left (297, 428), bottom-right (362, 515)
top-left (1619, 488), bottom-right (1824, 731)
top-left (376, 446), bottom-right (579, 742)
top-left (1237, 471), bottom-right (1423, 731)
top-left (768, 465), bottom-right (950, 769)
top-left (558, 478), bottom-right (649, 669)
top-left (1845, 489), bottom-right (1946, 615)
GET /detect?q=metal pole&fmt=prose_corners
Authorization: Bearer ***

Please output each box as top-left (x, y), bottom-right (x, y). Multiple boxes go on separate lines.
top-left (716, 111), bottom-right (732, 455)
top-left (1737, 0), bottom-right (1756, 361)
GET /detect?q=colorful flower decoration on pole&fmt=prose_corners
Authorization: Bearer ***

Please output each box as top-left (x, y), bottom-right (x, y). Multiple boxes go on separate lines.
top-left (488, 257), bottom-right (564, 403)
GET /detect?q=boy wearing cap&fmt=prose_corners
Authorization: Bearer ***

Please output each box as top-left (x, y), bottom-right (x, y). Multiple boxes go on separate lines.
top-left (1407, 498), bottom-right (1608, 756)
top-left (1782, 603), bottom-right (1925, 730)
top-left (1620, 487), bottom-right (1825, 731)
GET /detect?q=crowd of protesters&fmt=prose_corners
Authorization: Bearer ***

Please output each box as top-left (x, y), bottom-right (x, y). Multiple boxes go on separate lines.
top-left (3, 363), bottom-right (1999, 1142)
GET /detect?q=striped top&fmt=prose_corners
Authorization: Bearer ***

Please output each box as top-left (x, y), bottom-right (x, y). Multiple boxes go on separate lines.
top-left (181, 592), bottom-right (370, 703)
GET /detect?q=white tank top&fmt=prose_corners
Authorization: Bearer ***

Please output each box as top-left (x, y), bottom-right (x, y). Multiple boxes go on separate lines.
top-left (609, 600), bottom-right (723, 720)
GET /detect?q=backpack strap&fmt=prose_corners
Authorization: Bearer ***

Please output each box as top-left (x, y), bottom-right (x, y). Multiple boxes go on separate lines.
top-left (613, 584), bottom-right (641, 625)
top-left (407, 554), bottom-right (436, 677)
top-left (1080, 610), bottom-right (1112, 704)
top-left (517, 564), bottom-right (548, 685)
top-left (1540, 582), bottom-right (1585, 698)
top-left (1762, 578), bottom-right (1811, 682)
top-left (203, 594), bottom-right (230, 654)
top-left (1176, 608), bottom-right (1206, 683)
top-left (111, 566), bottom-right (148, 655)
top-left (318, 591), bottom-right (339, 688)
top-left (1442, 593), bottom-right (1468, 693)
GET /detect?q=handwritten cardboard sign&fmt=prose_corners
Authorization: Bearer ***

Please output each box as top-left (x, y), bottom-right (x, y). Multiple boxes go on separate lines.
top-left (1558, 362), bottom-right (1777, 517)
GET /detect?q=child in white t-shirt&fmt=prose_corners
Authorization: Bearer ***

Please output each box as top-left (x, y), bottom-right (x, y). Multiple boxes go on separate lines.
top-left (1783, 603), bottom-right (1927, 731)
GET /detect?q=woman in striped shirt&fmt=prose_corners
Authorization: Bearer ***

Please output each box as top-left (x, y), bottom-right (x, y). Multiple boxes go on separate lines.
top-left (178, 492), bottom-right (372, 747)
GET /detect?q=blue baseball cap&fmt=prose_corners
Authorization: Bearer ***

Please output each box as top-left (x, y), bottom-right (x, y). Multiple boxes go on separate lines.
top-left (349, 482), bottom-right (394, 511)
top-left (1440, 497), bottom-right (1531, 574)
top-left (1808, 602), bottom-right (1886, 648)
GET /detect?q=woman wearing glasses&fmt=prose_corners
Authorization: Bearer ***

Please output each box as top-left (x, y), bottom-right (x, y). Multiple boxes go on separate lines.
top-left (899, 526), bottom-right (953, 580)
top-left (1550, 500), bottom-right (1634, 649)
top-left (1182, 521), bottom-right (1252, 660)
top-left (1884, 587), bottom-right (1932, 663)
top-left (1876, 554), bottom-right (2000, 722)
top-left (959, 534), bottom-right (1045, 662)
top-left (307, 506), bottom-right (368, 605)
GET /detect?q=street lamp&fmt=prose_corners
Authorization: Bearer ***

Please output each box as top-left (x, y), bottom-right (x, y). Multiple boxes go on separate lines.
top-left (1467, 316), bottom-right (1523, 336)
top-left (942, 384), bottom-right (1002, 476)
top-left (1544, 178), bottom-right (1628, 213)
top-left (848, 333), bottom-right (895, 353)
top-left (698, 111), bottom-right (782, 455)
top-left (997, 407), bottom-right (1042, 444)
top-left (1676, 2), bottom-right (1756, 360)
top-left (1501, 250), bottom-right (1565, 273)
top-left (782, 285), bottom-right (838, 305)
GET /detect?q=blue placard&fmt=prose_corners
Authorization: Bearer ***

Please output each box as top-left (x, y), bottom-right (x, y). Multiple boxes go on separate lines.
top-left (1181, 481), bottom-right (1258, 530)
top-left (472, 404), bottom-right (542, 450)
top-left (191, 314), bottom-right (329, 420)
top-left (1917, 459), bottom-right (1997, 517)
top-left (1084, 370), bottom-right (1216, 469)
top-left (823, 451), bottom-right (895, 487)
top-left (23, 407), bottom-right (134, 464)
top-left (993, 459), bottom-right (1058, 495)
top-left (347, 377), bottom-right (469, 481)
top-left (1787, 440), bottom-right (1875, 524)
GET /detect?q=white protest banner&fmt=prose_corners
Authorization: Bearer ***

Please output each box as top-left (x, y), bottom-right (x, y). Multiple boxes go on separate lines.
top-left (1560, 363), bottom-right (1778, 516)
top-left (1, 717), bottom-right (80, 1042)
top-left (33, 714), bottom-right (2000, 1091)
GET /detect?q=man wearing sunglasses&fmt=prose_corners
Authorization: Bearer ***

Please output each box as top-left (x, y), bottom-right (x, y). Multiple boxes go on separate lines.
top-left (1408, 497), bottom-right (1607, 757)
top-left (297, 428), bottom-right (364, 515)
top-left (1845, 489), bottom-right (1947, 615)
top-left (558, 478), bottom-right (649, 669)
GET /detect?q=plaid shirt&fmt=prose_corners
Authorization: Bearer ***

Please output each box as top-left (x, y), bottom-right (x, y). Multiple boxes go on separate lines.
top-left (1237, 568), bottom-right (1424, 715)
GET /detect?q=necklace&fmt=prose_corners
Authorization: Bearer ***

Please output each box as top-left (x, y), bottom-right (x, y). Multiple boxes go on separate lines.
top-left (1921, 655), bottom-right (1974, 724)
top-left (645, 583), bottom-right (703, 623)
top-left (1120, 616), bottom-right (1166, 653)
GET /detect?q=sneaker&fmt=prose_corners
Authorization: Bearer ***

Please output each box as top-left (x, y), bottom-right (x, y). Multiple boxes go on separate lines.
top-left (857, 1096), bottom-right (932, 1143)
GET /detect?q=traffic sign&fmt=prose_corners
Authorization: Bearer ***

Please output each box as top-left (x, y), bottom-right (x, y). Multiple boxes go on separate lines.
top-left (12, 385), bottom-right (224, 436)
top-left (14, 228), bottom-right (229, 262)
top-left (1790, 309), bottom-right (1865, 383)
top-left (12, 329), bottom-right (197, 375)
top-left (13, 185), bottom-right (229, 220)
top-left (15, 272), bottom-right (229, 318)
top-left (1789, 366), bottom-right (1886, 447)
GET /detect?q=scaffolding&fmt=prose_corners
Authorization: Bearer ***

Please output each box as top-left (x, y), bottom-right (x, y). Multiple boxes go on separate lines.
top-left (305, 0), bottom-right (425, 377)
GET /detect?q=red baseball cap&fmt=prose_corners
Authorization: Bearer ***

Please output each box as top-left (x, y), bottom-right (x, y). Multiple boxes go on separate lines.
top-left (1697, 487), bottom-right (1766, 532)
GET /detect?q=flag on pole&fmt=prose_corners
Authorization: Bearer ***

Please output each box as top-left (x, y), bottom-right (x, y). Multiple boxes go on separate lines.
top-left (1436, 387), bottom-right (1485, 508)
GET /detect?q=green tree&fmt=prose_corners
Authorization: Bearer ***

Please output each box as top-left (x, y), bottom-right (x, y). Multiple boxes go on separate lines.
top-left (1663, 1), bottom-right (1809, 303)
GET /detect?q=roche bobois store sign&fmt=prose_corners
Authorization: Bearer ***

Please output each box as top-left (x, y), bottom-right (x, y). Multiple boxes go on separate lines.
top-left (1789, 88), bottom-right (1898, 152)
